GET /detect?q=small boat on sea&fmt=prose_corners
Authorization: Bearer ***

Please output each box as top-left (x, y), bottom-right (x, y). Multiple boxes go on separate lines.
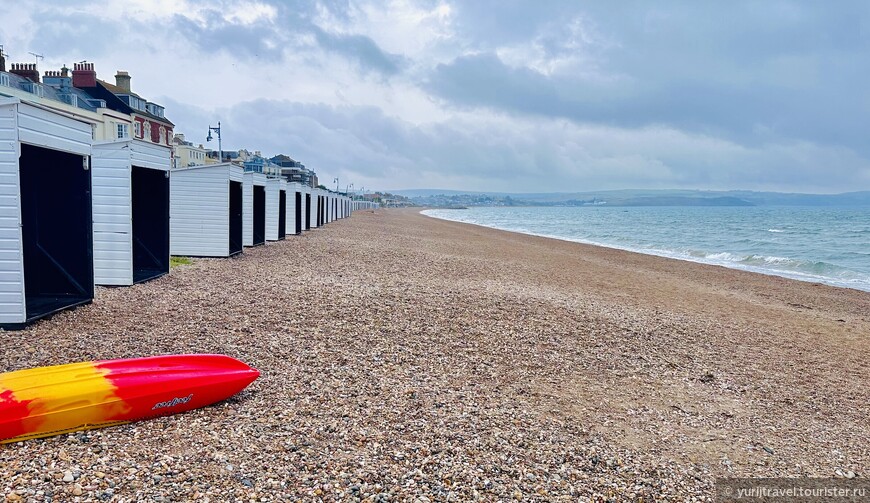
top-left (0, 354), bottom-right (259, 443)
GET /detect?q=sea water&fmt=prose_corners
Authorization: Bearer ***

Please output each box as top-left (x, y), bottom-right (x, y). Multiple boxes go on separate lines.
top-left (422, 206), bottom-right (870, 292)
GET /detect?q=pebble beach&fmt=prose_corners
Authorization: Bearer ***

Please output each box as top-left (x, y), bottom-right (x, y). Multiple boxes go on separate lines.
top-left (2, 208), bottom-right (868, 501)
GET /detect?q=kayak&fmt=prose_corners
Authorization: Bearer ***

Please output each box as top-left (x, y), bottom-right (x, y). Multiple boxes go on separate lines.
top-left (0, 354), bottom-right (259, 443)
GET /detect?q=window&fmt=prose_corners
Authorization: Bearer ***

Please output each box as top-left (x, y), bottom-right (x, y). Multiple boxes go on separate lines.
top-left (27, 82), bottom-right (45, 98)
top-left (116, 123), bottom-right (129, 139)
top-left (143, 122), bottom-right (152, 142)
top-left (146, 103), bottom-right (165, 118)
top-left (134, 122), bottom-right (141, 138)
top-left (159, 126), bottom-right (166, 145)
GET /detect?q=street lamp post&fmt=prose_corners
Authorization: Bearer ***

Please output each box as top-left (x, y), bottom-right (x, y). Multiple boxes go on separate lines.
top-left (207, 122), bottom-right (222, 163)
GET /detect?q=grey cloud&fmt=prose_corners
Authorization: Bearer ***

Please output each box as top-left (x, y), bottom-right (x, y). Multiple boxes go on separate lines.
top-left (17, 10), bottom-right (122, 60)
top-left (311, 26), bottom-right (405, 75)
top-left (169, 12), bottom-right (289, 61)
top-left (162, 1), bottom-right (403, 76)
top-left (423, 1), bottom-right (870, 156)
top-left (11, 0), bottom-right (870, 192)
top-left (162, 96), bottom-right (870, 193)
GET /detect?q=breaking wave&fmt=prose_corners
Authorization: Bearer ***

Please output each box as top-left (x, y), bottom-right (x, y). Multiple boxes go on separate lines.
top-left (422, 206), bottom-right (870, 292)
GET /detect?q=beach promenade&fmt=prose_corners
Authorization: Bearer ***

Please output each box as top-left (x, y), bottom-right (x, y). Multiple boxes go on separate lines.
top-left (2, 209), bottom-right (868, 500)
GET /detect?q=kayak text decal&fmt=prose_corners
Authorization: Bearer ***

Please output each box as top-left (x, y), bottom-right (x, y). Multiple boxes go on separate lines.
top-left (152, 394), bottom-right (194, 411)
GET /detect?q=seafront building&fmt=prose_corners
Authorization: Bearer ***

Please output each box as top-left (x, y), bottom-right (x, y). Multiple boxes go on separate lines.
top-left (172, 133), bottom-right (209, 168)
top-left (243, 152), bottom-right (283, 176)
top-left (0, 47), bottom-right (355, 329)
top-left (1, 62), bottom-right (134, 141)
top-left (70, 63), bottom-right (174, 149)
top-left (272, 154), bottom-right (319, 187)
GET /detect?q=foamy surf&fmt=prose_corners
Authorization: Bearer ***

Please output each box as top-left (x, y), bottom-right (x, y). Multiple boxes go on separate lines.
top-left (422, 206), bottom-right (870, 292)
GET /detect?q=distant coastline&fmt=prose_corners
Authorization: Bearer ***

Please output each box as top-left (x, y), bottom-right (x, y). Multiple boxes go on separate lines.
top-left (402, 188), bottom-right (870, 208)
top-left (422, 205), bottom-right (870, 293)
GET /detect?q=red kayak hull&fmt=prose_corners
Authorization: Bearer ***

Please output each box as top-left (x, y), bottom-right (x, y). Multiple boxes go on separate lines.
top-left (0, 354), bottom-right (259, 443)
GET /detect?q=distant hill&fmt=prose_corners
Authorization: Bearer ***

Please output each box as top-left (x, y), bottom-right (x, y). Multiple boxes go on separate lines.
top-left (614, 196), bottom-right (755, 207)
top-left (396, 189), bottom-right (870, 207)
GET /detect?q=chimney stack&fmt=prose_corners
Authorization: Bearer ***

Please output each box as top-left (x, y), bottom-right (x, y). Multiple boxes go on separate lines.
top-left (72, 62), bottom-right (96, 88)
top-left (0, 47), bottom-right (5, 73)
top-left (43, 69), bottom-right (73, 91)
top-left (115, 70), bottom-right (131, 92)
top-left (10, 63), bottom-right (40, 83)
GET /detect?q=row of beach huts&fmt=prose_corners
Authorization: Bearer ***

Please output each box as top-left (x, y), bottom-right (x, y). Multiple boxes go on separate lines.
top-left (0, 55), bottom-right (377, 330)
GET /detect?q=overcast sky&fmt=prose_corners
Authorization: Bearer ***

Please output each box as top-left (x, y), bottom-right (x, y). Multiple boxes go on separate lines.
top-left (3, 0), bottom-right (869, 193)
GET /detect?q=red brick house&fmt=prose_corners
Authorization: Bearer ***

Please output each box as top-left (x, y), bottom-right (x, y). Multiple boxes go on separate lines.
top-left (72, 63), bottom-right (173, 146)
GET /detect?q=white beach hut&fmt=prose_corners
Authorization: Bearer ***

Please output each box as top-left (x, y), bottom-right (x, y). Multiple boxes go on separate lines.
top-left (265, 177), bottom-right (285, 241)
top-left (301, 185), bottom-right (311, 231)
top-left (243, 171), bottom-right (267, 247)
top-left (321, 190), bottom-right (327, 227)
top-left (308, 188), bottom-right (320, 230)
top-left (287, 182), bottom-right (304, 234)
top-left (170, 163), bottom-right (244, 258)
top-left (0, 97), bottom-right (95, 328)
top-left (92, 139), bottom-right (171, 286)
top-left (308, 188), bottom-right (316, 229)
top-left (277, 178), bottom-right (290, 238)
top-left (285, 181), bottom-right (299, 235)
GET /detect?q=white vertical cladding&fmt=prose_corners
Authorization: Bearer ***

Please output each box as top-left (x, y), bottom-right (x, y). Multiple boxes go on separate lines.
top-left (286, 182), bottom-right (300, 234)
top-left (298, 185), bottom-right (308, 232)
top-left (242, 172), bottom-right (254, 246)
top-left (278, 178), bottom-right (290, 236)
top-left (171, 163), bottom-right (239, 257)
top-left (309, 189), bottom-right (319, 229)
top-left (321, 190), bottom-right (327, 226)
top-left (129, 139), bottom-right (171, 170)
top-left (265, 178), bottom-right (281, 241)
top-left (0, 99), bottom-right (93, 324)
top-left (16, 102), bottom-right (91, 156)
top-left (0, 100), bottom-right (25, 323)
top-left (306, 188), bottom-right (314, 229)
top-left (92, 140), bottom-right (170, 286)
top-left (243, 172), bottom-right (267, 246)
top-left (229, 165), bottom-right (244, 183)
top-left (92, 141), bottom-right (133, 285)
